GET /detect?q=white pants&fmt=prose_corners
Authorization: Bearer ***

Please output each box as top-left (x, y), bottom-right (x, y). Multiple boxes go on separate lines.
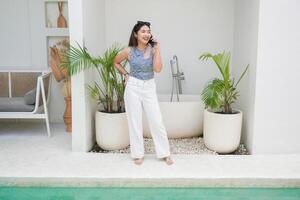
top-left (124, 75), bottom-right (171, 159)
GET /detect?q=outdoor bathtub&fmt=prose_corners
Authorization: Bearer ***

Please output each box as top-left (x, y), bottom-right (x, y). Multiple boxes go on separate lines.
top-left (143, 94), bottom-right (204, 138)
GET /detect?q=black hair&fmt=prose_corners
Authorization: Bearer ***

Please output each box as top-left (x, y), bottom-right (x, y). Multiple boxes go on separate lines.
top-left (128, 21), bottom-right (151, 47)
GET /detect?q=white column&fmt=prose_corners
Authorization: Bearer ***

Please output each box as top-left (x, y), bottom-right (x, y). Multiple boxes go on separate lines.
top-left (69, 0), bottom-right (106, 152)
top-left (252, 0), bottom-right (300, 154)
top-left (69, 0), bottom-right (90, 152)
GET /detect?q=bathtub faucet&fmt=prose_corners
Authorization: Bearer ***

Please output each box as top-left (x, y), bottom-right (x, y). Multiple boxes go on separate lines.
top-left (170, 55), bottom-right (185, 102)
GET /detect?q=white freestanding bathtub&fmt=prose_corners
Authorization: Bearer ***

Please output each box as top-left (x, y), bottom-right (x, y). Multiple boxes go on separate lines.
top-left (143, 94), bottom-right (204, 138)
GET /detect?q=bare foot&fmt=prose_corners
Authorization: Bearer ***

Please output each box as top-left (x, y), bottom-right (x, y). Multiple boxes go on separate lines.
top-left (133, 157), bottom-right (144, 165)
top-left (163, 156), bottom-right (174, 165)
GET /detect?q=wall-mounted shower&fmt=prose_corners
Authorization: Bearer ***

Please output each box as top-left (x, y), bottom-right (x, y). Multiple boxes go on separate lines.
top-left (170, 55), bottom-right (185, 102)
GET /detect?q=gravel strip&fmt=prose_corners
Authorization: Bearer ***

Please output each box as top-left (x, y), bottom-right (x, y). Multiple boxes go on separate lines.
top-left (90, 136), bottom-right (249, 155)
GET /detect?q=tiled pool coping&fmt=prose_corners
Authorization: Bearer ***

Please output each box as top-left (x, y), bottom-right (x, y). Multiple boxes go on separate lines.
top-left (1, 177), bottom-right (300, 188)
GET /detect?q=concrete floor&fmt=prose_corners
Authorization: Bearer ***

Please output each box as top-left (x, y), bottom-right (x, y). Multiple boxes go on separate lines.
top-left (0, 121), bottom-right (300, 188)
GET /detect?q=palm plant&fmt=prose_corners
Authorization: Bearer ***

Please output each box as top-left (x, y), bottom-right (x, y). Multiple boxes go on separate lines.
top-left (199, 51), bottom-right (249, 114)
top-left (61, 43), bottom-right (126, 113)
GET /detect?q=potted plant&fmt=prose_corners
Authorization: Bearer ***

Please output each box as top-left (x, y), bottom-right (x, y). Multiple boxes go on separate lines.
top-left (199, 51), bottom-right (248, 153)
top-left (62, 43), bottom-right (129, 150)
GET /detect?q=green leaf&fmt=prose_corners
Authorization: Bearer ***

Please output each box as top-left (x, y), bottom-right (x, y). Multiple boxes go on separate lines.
top-left (201, 78), bottom-right (224, 110)
top-left (235, 64), bottom-right (249, 87)
top-left (199, 51), bottom-right (249, 113)
top-left (62, 42), bottom-right (125, 112)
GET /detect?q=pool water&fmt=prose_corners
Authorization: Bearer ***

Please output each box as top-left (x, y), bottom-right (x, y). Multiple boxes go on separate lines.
top-left (0, 187), bottom-right (299, 200)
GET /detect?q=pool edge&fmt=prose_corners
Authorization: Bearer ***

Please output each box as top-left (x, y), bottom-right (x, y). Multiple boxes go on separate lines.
top-left (1, 177), bottom-right (300, 188)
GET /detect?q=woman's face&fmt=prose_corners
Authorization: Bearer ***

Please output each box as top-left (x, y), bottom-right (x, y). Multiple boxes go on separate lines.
top-left (135, 25), bottom-right (151, 45)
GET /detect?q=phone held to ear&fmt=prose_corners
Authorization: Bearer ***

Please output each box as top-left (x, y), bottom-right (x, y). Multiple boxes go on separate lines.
top-left (149, 35), bottom-right (157, 47)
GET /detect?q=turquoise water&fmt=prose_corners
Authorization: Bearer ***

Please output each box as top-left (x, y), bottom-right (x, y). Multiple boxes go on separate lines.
top-left (0, 187), bottom-right (300, 200)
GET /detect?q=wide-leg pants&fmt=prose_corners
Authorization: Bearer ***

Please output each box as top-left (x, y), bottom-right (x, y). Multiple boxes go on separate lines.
top-left (124, 75), bottom-right (171, 159)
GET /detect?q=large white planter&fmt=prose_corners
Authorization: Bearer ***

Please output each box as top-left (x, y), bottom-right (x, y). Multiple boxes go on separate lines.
top-left (95, 111), bottom-right (130, 150)
top-left (203, 109), bottom-right (242, 153)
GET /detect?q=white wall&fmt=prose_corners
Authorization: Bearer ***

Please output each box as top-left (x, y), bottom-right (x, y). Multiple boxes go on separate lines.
top-left (105, 0), bottom-right (235, 94)
top-left (0, 0), bottom-right (32, 68)
top-left (252, 0), bottom-right (300, 154)
top-left (232, 0), bottom-right (260, 154)
top-left (69, 0), bottom-right (106, 152)
top-left (233, 0), bottom-right (300, 154)
top-left (0, 0), bottom-right (65, 123)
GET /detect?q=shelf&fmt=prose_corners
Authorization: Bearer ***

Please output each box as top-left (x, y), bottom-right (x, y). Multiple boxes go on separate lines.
top-left (44, 1), bottom-right (68, 29)
top-left (45, 28), bottom-right (69, 36)
top-left (44, 0), bottom-right (69, 69)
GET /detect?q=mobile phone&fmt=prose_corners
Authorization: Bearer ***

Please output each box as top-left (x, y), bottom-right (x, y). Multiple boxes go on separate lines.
top-left (149, 35), bottom-right (157, 47)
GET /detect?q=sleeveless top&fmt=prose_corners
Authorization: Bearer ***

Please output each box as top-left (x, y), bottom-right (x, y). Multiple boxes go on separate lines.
top-left (128, 46), bottom-right (154, 80)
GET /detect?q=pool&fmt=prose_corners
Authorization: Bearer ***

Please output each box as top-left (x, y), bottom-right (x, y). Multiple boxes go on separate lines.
top-left (0, 187), bottom-right (299, 200)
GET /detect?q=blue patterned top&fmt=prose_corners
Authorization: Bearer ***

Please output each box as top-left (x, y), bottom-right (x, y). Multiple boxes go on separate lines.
top-left (128, 46), bottom-right (154, 80)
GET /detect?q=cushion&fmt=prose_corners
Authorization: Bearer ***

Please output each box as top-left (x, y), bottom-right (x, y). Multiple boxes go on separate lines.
top-left (0, 97), bottom-right (35, 112)
top-left (24, 88), bottom-right (36, 105)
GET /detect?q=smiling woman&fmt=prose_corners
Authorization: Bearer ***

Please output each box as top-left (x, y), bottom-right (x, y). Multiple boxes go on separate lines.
top-left (113, 21), bottom-right (173, 165)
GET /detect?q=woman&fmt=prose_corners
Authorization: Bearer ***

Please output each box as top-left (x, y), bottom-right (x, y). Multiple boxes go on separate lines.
top-left (114, 21), bottom-right (174, 165)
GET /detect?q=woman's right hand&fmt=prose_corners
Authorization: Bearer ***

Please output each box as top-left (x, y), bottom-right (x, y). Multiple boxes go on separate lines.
top-left (124, 74), bottom-right (129, 85)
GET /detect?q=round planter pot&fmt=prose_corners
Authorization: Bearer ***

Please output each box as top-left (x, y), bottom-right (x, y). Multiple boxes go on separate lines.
top-left (95, 111), bottom-right (130, 150)
top-left (203, 109), bottom-right (242, 153)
